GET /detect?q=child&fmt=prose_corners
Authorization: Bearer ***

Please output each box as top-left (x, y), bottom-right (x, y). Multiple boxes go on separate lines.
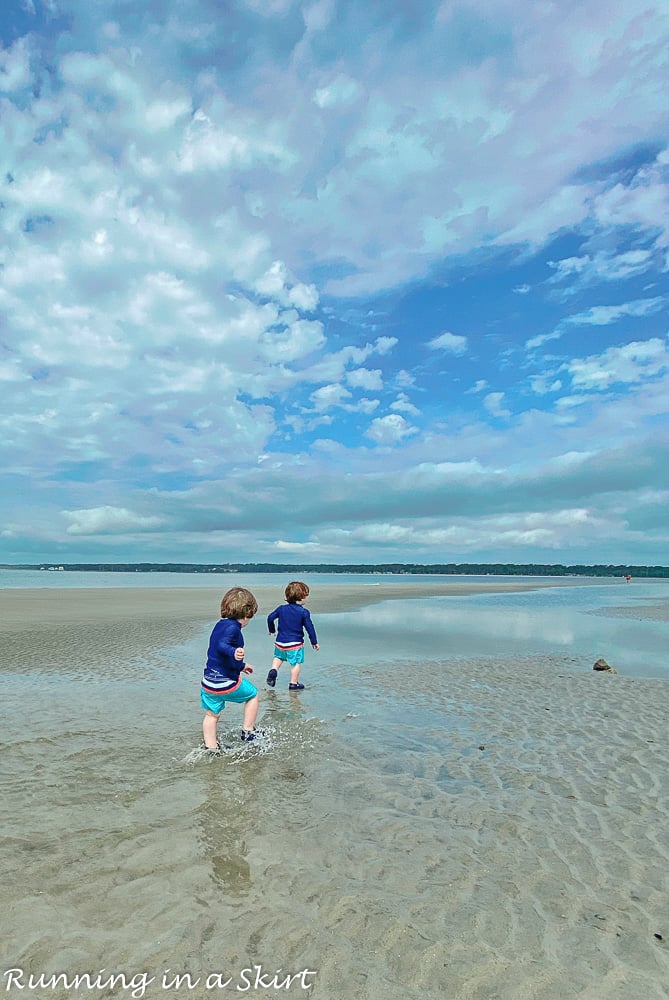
top-left (266, 581), bottom-right (319, 690)
top-left (200, 587), bottom-right (260, 751)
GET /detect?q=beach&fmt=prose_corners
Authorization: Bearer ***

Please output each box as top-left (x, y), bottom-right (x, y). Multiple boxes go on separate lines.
top-left (2, 578), bottom-right (669, 998)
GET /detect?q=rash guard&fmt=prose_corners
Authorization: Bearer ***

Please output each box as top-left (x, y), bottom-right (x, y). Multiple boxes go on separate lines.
top-left (201, 617), bottom-right (247, 694)
top-left (267, 603), bottom-right (318, 649)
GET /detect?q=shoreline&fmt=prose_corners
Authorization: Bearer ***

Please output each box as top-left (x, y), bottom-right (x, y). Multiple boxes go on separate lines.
top-left (0, 577), bottom-right (634, 630)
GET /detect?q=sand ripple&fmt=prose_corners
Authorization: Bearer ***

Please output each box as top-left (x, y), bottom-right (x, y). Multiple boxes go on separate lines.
top-left (2, 604), bottom-right (668, 998)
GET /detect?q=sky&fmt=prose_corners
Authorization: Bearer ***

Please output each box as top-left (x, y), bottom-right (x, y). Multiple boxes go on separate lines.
top-left (1, 0), bottom-right (668, 567)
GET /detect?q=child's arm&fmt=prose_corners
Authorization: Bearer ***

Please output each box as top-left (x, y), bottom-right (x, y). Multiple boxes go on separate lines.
top-left (234, 643), bottom-right (254, 673)
top-left (267, 607), bottom-right (279, 635)
top-left (303, 609), bottom-right (319, 649)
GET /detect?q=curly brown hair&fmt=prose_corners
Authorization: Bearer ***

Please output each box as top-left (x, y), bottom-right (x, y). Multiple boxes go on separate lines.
top-left (285, 580), bottom-right (309, 603)
top-left (220, 587), bottom-right (258, 620)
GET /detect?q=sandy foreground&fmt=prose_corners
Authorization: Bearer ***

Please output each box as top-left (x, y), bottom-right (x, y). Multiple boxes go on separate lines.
top-left (2, 579), bottom-right (669, 998)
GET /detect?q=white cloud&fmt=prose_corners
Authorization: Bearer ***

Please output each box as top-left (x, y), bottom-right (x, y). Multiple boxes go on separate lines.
top-left (260, 318), bottom-right (326, 363)
top-left (567, 337), bottom-right (669, 390)
top-left (526, 331), bottom-right (562, 350)
top-left (428, 331), bottom-right (468, 354)
top-left (273, 539), bottom-right (322, 551)
top-left (530, 375), bottom-right (562, 395)
top-left (63, 506), bottom-right (165, 535)
top-left (564, 296), bottom-right (666, 326)
top-left (346, 367), bottom-right (383, 390)
top-left (313, 75), bottom-right (362, 109)
top-left (549, 249), bottom-right (655, 289)
top-left (390, 393), bottom-right (420, 415)
top-left (0, 37), bottom-right (32, 92)
top-left (365, 413), bottom-right (417, 444)
top-left (254, 260), bottom-right (320, 311)
top-left (310, 383), bottom-right (352, 412)
top-left (483, 392), bottom-right (511, 418)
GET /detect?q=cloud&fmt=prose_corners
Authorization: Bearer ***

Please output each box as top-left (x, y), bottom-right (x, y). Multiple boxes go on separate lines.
top-left (548, 249), bottom-right (655, 290)
top-left (567, 337), bottom-right (669, 391)
top-left (313, 74), bottom-right (362, 109)
top-left (346, 367), bottom-right (383, 390)
top-left (390, 393), bottom-right (420, 415)
top-left (310, 383), bottom-right (353, 412)
top-left (365, 413), bottom-right (418, 444)
top-left (428, 331), bottom-right (468, 354)
top-left (563, 297), bottom-right (666, 327)
top-left (63, 507), bottom-right (165, 535)
top-left (483, 392), bottom-right (511, 418)
top-left (1, 0), bottom-right (669, 566)
top-left (0, 37), bottom-right (32, 92)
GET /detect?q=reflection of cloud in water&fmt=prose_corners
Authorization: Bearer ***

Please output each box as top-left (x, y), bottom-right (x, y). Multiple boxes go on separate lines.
top-left (315, 584), bottom-right (669, 677)
top-left (355, 601), bottom-right (576, 645)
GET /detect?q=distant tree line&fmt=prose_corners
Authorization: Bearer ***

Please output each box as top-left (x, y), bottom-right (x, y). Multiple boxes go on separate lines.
top-left (6, 561), bottom-right (669, 577)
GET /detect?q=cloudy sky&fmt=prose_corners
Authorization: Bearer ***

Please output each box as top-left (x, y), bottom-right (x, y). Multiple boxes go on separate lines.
top-left (2, 0), bottom-right (668, 566)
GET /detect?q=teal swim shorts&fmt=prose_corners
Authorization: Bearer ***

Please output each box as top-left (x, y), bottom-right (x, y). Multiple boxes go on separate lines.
top-left (273, 645), bottom-right (305, 666)
top-left (200, 677), bottom-right (258, 714)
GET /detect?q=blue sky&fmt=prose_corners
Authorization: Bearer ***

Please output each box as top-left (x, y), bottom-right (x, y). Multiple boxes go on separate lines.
top-left (2, 0), bottom-right (668, 566)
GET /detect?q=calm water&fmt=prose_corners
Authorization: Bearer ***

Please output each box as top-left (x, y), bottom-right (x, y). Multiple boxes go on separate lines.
top-left (308, 580), bottom-right (669, 680)
top-left (0, 568), bottom-right (600, 588)
top-left (2, 569), bottom-right (668, 680)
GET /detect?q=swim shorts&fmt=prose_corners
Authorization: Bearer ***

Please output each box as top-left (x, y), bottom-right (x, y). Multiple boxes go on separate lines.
top-left (273, 645), bottom-right (304, 666)
top-left (200, 677), bottom-right (258, 714)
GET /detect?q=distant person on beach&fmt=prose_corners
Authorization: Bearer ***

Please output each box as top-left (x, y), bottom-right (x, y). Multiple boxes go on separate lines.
top-left (200, 587), bottom-right (260, 751)
top-left (266, 581), bottom-right (319, 690)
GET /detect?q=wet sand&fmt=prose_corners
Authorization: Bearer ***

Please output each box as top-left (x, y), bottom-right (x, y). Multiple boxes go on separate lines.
top-left (2, 580), bottom-right (669, 998)
top-left (1, 577), bottom-right (596, 626)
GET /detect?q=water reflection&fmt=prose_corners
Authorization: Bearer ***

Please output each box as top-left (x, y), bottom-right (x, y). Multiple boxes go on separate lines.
top-left (312, 582), bottom-right (669, 678)
top-left (196, 767), bottom-right (255, 895)
top-left (194, 697), bottom-right (319, 896)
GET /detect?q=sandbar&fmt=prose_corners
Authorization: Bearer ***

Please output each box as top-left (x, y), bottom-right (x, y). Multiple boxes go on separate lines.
top-left (0, 577), bottom-right (619, 630)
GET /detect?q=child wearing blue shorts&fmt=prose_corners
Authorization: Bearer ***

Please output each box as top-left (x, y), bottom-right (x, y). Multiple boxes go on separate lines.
top-left (266, 581), bottom-right (319, 690)
top-left (201, 587), bottom-right (260, 751)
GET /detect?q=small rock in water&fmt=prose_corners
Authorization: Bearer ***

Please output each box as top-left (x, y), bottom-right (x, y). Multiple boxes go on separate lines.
top-left (593, 657), bottom-right (617, 674)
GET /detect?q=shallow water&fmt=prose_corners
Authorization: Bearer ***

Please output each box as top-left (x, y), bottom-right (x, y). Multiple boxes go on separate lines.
top-left (2, 578), bottom-right (669, 998)
top-left (310, 580), bottom-right (669, 679)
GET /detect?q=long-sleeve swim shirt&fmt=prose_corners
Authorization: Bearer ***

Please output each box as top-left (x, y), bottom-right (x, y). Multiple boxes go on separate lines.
top-left (267, 603), bottom-right (318, 649)
top-left (201, 617), bottom-right (246, 693)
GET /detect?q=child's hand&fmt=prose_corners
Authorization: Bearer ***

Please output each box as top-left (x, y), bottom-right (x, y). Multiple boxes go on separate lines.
top-left (234, 647), bottom-right (244, 661)
top-left (243, 664), bottom-right (254, 674)
top-left (313, 643), bottom-right (320, 651)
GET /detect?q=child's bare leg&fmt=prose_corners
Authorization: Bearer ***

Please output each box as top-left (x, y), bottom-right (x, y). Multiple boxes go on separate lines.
top-left (203, 710), bottom-right (220, 748)
top-left (290, 663), bottom-right (301, 684)
top-left (242, 694), bottom-right (259, 732)
top-left (271, 656), bottom-right (282, 673)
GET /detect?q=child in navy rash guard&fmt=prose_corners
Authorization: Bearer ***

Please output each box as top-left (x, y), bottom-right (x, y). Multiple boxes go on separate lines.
top-left (201, 587), bottom-right (260, 748)
top-left (266, 581), bottom-right (319, 690)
